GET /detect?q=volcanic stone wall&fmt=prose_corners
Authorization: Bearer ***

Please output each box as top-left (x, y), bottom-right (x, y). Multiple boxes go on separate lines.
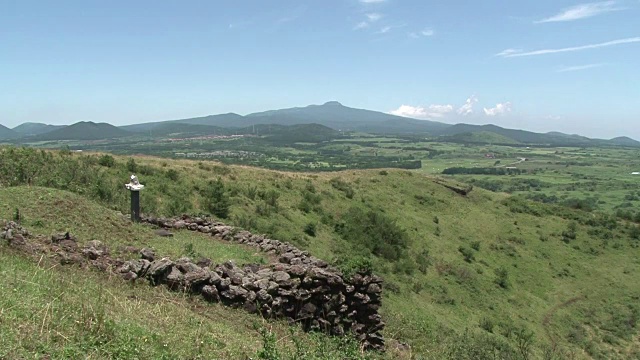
top-left (137, 215), bottom-right (386, 350)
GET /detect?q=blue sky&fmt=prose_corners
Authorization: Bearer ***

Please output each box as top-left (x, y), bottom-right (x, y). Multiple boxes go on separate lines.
top-left (1, 0), bottom-right (639, 138)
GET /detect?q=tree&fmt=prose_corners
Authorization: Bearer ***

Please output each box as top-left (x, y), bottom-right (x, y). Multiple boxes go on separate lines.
top-left (204, 178), bottom-right (230, 218)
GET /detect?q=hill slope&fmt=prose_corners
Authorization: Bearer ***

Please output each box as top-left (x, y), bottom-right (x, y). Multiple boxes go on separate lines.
top-left (12, 122), bottom-right (66, 137)
top-left (609, 136), bottom-right (640, 147)
top-left (0, 188), bottom-right (365, 359)
top-left (32, 121), bottom-right (132, 141)
top-left (0, 124), bottom-right (20, 140)
top-left (1, 147), bottom-right (638, 358)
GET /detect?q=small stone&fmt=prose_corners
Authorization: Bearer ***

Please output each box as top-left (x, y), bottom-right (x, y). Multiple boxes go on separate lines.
top-left (140, 248), bottom-right (155, 261)
top-left (154, 229), bottom-right (174, 237)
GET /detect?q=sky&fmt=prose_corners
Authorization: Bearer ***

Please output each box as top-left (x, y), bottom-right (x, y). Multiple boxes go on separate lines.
top-left (1, 0), bottom-right (639, 139)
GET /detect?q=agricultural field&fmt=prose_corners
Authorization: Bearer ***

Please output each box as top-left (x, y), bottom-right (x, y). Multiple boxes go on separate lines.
top-left (26, 131), bottom-right (640, 219)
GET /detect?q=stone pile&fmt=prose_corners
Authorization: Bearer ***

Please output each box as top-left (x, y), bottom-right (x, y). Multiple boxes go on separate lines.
top-left (139, 215), bottom-right (385, 350)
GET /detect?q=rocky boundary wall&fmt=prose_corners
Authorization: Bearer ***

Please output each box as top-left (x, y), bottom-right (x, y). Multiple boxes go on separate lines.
top-left (1, 218), bottom-right (385, 351)
top-left (139, 215), bottom-right (385, 351)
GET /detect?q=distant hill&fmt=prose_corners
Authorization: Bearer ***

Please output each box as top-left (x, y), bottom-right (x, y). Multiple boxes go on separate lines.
top-left (439, 131), bottom-right (521, 145)
top-left (433, 124), bottom-right (639, 147)
top-left (609, 136), bottom-right (640, 147)
top-left (6, 102), bottom-right (638, 146)
top-left (135, 123), bottom-right (232, 137)
top-left (0, 124), bottom-right (19, 140)
top-left (12, 122), bottom-right (66, 137)
top-left (120, 113), bottom-right (245, 133)
top-left (242, 123), bottom-right (341, 143)
top-left (246, 101), bottom-right (450, 133)
top-left (121, 102), bottom-right (450, 135)
top-left (32, 121), bottom-right (132, 141)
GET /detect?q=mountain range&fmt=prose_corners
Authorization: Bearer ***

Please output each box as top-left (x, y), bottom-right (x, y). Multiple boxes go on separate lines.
top-left (2, 101), bottom-right (639, 147)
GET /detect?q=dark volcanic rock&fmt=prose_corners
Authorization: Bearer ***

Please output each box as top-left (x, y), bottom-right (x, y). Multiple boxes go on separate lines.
top-left (140, 248), bottom-right (155, 261)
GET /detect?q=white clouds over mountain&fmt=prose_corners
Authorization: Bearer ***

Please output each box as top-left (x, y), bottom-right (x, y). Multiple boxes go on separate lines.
top-left (483, 102), bottom-right (512, 116)
top-left (390, 96), bottom-right (513, 120)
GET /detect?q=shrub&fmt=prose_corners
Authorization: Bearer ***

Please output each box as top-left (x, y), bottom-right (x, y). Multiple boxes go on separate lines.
top-left (494, 267), bottom-right (510, 289)
top-left (246, 185), bottom-right (258, 200)
top-left (334, 256), bottom-right (373, 278)
top-left (97, 154), bottom-right (115, 167)
top-left (303, 222), bottom-right (317, 237)
top-left (415, 248), bottom-right (432, 274)
top-left (433, 215), bottom-right (440, 224)
top-left (166, 169), bottom-right (179, 181)
top-left (479, 317), bottom-right (495, 333)
top-left (126, 158), bottom-right (137, 173)
top-left (203, 178), bottom-right (230, 218)
top-left (458, 246), bottom-right (475, 263)
top-left (471, 241), bottom-right (481, 251)
top-left (336, 207), bottom-right (410, 261)
top-left (330, 178), bottom-right (355, 199)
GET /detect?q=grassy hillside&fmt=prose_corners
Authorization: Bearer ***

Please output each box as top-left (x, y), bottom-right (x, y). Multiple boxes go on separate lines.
top-left (1, 146), bottom-right (639, 358)
top-left (0, 186), bottom-right (373, 359)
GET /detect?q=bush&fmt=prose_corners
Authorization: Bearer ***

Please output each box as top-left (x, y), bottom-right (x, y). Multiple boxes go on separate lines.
top-left (303, 222), bottom-right (317, 237)
top-left (330, 178), bottom-right (355, 199)
top-left (479, 317), bottom-right (495, 333)
top-left (203, 178), bottom-right (230, 218)
top-left (97, 155), bottom-right (115, 167)
top-left (166, 169), bottom-right (179, 181)
top-left (335, 207), bottom-right (410, 261)
top-left (471, 241), bottom-right (481, 251)
top-left (334, 256), bottom-right (373, 278)
top-left (494, 267), bottom-right (510, 289)
top-left (415, 248), bottom-right (432, 274)
top-left (126, 158), bottom-right (137, 173)
top-left (458, 246), bottom-right (475, 263)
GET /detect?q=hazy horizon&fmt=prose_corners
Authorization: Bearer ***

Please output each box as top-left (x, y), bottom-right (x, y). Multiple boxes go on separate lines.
top-left (1, 1), bottom-right (639, 139)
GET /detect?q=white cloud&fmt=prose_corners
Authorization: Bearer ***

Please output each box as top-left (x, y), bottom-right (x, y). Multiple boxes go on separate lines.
top-left (496, 37), bottom-right (640, 57)
top-left (360, 0), bottom-right (387, 3)
top-left (377, 26), bottom-right (392, 34)
top-left (556, 63), bottom-right (604, 72)
top-left (494, 48), bottom-right (521, 57)
top-left (354, 21), bottom-right (369, 30)
top-left (389, 104), bottom-right (454, 119)
top-left (536, 1), bottom-right (622, 23)
top-left (409, 28), bottom-right (435, 38)
top-left (483, 102), bottom-right (512, 116)
top-left (421, 29), bottom-right (435, 36)
top-left (366, 13), bottom-right (382, 22)
top-left (457, 95), bottom-right (478, 116)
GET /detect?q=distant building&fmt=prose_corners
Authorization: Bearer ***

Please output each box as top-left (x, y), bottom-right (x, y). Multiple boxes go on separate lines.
top-left (632, 172), bottom-right (640, 175)
top-left (484, 153), bottom-right (496, 159)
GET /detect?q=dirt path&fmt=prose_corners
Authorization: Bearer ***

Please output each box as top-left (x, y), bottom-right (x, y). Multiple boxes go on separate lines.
top-left (541, 295), bottom-right (586, 347)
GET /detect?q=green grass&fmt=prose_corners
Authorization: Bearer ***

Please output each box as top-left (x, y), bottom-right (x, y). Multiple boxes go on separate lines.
top-left (1, 147), bottom-right (640, 358)
top-left (0, 248), bottom-right (372, 359)
top-left (0, 186), bottom-right (266, 265)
